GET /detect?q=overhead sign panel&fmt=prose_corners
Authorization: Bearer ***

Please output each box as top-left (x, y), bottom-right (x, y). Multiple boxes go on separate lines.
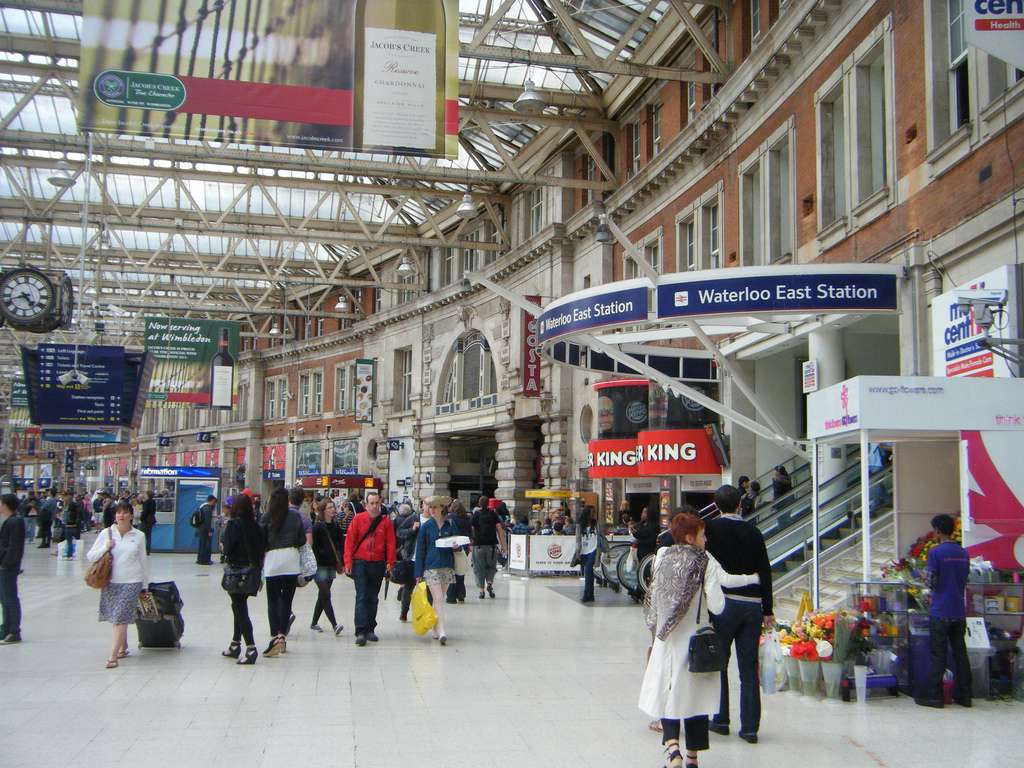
top-left (537, 280), bottom-right (650, 343)
top-left (78, 0), bottom-right (460, 158)
top-left (657, 266), bottom-right (900, 319)
top-left (34, 344), bottom-right (124, 426)
top-left (966, 1), bottom-right (1024, 69)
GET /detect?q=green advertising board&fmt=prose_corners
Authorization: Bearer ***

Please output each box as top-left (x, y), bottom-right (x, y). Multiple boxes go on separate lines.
top-left (144, 317), bottom-right (240, 409)
top-left (9, 378), bottom-right (30, 430)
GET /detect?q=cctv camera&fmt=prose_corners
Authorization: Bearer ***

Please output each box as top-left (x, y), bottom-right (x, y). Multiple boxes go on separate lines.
top-left (954, 288), bottom-right (1007, 308)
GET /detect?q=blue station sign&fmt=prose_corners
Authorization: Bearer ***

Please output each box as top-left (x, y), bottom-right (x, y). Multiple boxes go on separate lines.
top-left (139, 465), bottom-right (222, 479)
top-left (537, 280), bottom-right (650, 343)
top-left (657, 267), bottom-right (900, 319)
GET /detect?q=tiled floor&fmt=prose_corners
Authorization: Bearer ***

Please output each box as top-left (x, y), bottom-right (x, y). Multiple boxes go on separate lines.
top-left (3, 535), bottom-right (1022, 768)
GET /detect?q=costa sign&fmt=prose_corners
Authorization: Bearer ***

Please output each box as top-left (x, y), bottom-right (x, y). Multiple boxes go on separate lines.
top-left (522, 295), bottom-right (542, 397)
top-left (588, 429), bottom-right (722, 479)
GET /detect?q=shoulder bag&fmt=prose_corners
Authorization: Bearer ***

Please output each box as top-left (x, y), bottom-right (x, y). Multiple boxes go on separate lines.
top-left (84, 527), bottom-right (115, 589)
top-left (324, 524), bottom-right (345, 575)
top-left (221, 520), bottom-right (263, 595)
top-left (344, 514), bottom-right (384, 579)
top-left (687, 565), bottom-right (729, 674)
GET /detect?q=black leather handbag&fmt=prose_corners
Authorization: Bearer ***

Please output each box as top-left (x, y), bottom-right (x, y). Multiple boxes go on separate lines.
top-left (222, 565), bottom-right (262, 596)
top-left (390, 559), bottom-right (415, 586)
top-left (688, 571), bottom-right (729, 674)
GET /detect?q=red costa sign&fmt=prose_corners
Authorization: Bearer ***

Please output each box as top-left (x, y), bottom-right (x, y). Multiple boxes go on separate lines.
top-left (588, 430), bottom-right (722, 479)
top-left (523, 295), bottom-right (542, 397)
top-left (636, 429), bottom-right (721, 476)
top-left (587, 438), bottom-right (642, 478)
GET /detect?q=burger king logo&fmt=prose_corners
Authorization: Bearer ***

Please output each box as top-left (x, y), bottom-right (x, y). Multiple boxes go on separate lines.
top-left (548, 544), bottom-right (563, 559)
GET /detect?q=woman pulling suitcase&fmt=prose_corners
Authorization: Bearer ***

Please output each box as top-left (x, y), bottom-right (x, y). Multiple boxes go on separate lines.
top-left (86, 501), bottom-right (149, 669)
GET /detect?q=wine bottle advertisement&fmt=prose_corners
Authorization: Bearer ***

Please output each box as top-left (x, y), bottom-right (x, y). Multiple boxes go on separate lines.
top-left (78, 0), bottom-right (459, 159)
top-left (143, 317), bottom-right (240, 409)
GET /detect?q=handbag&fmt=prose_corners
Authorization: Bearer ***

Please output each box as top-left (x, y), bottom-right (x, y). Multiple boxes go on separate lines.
top-left (390, 559), bottom-right (415, 586)
top-left (688, 569), bottom-right (729, 674)
top-left (52, 518), bottom-right (66, 543)
top-left (296, 543), bottom-right (317, 586)
top-left (221, 565), bottom-right (263, 596)
top-left (453, 548), bottom-right (471, 577)
top-left (84, 527), bottom-right (114, 589)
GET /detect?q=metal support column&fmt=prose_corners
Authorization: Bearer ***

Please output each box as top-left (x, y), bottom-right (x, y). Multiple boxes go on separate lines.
top-left (860, 430), bottom-right (872, 582)
top-left (810, 439), bottom-right (820, 608)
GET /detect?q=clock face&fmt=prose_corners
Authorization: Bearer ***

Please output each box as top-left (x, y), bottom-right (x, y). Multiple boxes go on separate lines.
top-left (1, 269), bottom-right (54, 322)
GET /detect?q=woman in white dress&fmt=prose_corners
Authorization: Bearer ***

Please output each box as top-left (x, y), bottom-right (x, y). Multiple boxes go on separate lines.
top-left (638, 513), bottom-right (759, 768)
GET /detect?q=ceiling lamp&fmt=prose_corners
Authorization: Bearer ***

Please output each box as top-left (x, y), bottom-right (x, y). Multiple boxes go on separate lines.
top-left (269, 321), bottom-right (281, 336)
top-left (595, 221), bottom-right (613, 243)
top-left (514, 78), bottom-right (545, 115)
top-left (334, 294), bottom-right (349, 311)
top-left (47, 160), bottom-right (75, 189)
top-left (396, 255), bottom-right (416, 275)
top-left (456, 193), bottom-right (477, 219)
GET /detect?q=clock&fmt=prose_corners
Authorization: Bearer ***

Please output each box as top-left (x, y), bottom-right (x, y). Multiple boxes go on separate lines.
top-left (0, 267), bottom-right (56, 329)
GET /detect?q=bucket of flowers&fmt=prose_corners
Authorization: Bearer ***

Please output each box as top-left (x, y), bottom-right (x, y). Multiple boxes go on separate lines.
top-left (790, 639), bottom-right (822, 696)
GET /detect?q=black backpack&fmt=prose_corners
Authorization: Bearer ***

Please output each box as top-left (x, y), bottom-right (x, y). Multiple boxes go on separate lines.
top-left (190, 504), bottom-right (207, 528)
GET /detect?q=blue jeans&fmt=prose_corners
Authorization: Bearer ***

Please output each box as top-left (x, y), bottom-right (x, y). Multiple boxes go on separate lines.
top-left (581, 551), bottom-right (597, 601)
top-left (711, 599), bottom-right (763, 736)
top-left (352, 560), bottom-right (386, 636)
top-left (66, 535), bottom-right (76, 558)
top-left (25, 517), bottom-right (36, 542)
top-left (0, 568), bottom-right (21, 639)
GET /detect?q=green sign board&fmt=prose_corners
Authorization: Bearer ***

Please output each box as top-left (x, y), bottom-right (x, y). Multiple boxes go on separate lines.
top-left (144, 317), bottom-right (239, 409)
top-left (94, 70), bottom-right (186, 111)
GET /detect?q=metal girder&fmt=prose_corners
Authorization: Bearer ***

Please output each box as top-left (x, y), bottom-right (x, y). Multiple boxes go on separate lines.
top-left (460, 105), bottom-right (616, 131)
top-left (460, 42), bottom-right (725, 84)
top-left (0, 129), bottom-right (614, 191)
top-left (667, 0), bottom-right (728, 73)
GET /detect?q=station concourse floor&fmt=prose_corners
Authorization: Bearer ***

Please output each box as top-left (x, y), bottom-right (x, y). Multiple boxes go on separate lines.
top-left (3, 536), bottom-right (1022, 768)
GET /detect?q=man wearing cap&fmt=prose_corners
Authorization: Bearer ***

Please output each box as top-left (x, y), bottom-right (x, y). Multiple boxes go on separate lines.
top-left (343, 491), bottom-right (396, 646)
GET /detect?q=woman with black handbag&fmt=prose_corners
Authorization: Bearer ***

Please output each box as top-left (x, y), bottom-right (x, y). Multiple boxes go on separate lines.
top-left (309, 499), bottom-right (344, 636)
top-left (220, 494), bottom-right (264, 664)
top-left (638, 513), bottom-right (759, 768)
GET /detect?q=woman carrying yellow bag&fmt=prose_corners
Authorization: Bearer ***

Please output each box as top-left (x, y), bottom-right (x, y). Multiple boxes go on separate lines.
top-left (414, 495), bottom-right (456, 646)
top-left (410, 582), bottom-right (437, 636)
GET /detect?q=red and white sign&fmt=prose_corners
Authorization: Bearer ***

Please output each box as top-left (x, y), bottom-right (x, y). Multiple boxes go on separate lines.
top-left (522, 295), bottom-right (542, 397)
top-left (588, 430), bottom-right (723, 479)
top-left (636, 429), bottom-right (722, 476)
top-left (587, 438), bottom-right (642, 478)
top-left (234, 447), bottom-right (246, 467)
top-left (967, 2), bottom-right (1024, 69)
top-left (263, 444), bottom-right (285, 471)
top-left (961, 430), bottom-right (1024, 569)
top-left (205, 449), bottom-right (220, 467)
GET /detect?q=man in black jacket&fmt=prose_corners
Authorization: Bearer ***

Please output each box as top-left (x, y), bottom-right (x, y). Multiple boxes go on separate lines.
top-left (0, 493), bottom-right (26, 643)
top-left (194, 495), bottom-right (216, 565)
top-left (140, 491), bottom-right (157, 554)
top-left (705, 484), bottom-right (774, 745)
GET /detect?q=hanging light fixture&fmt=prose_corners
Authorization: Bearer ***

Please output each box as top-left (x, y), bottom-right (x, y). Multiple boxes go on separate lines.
top-left (595, 218), bottom-right (613, 244)
top-left (269, 320), bottom-right (281, 336)
top-left (334, 294), bottom-right (349, 311)
top-left (47, 160), bottom-right (75, 188)
top-left (514, 78), bottom-right (545, 115)
top-left (456, 193), bottom-right (477, 219)
top-left (396, 254), bottom-right (416, 275)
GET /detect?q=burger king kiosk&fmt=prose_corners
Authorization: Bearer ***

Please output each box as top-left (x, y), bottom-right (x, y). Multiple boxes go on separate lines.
top-left (588, 378), bottom-right (728, 525)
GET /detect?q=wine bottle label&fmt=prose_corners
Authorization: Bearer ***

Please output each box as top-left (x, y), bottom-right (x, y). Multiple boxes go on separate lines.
top-left (211, 365), bottom-right (233, 408)
top-left (363, 27), bottom-right (436, 149)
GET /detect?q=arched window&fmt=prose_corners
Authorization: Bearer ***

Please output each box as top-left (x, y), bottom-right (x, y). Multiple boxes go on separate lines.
top-left (441, 332), bottom-right (497, 404)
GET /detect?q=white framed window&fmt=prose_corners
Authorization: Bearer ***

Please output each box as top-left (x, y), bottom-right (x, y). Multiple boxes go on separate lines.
top-left (334, 365), bottom-right (347, 413)
top-left (678, 217), bottom-right (696, 270)
top-left (528, 188), bottom-right (544, 235)
top-left (818, 82), bottom-right (847, 229)
top-left (751, 0), bottom-right (761, 41)
top-left (440, 332), bottom-right (497, 405)
top-left (703, 201), bottom-right (720, 269)
top-left (582, 155), bottom-right (596, 206)
top-left (264, 378), bottom-right (279, 420)
top-left (629, 119), bottom-right (641, 175)
top-left (312, 371), bottom-right (323, 414)
top-left (624, 255), bottom-right (638, 280)
top-left (675, 186), bottom-right (722, 271)
top-left (460, 232), bottom-right (478, 276)
top-left (374, 287), bottom-right (383, 314)
top-left (687, 83), bottom-right (697, 121)
top-left (316, 318), bottom-right (324, 337)
top-left (395, 347), bottom-right (413, 411)
top-left (481, 220), bottom-right (498, 265)
top-left (948, 0), bottom-right (970, 132)
top-left (303, 318), bottom-right (312, 340)
top-left (854, 42), bottom-right (889, 203)
top-left (739, 121), bottom-right (795, 266)
top-left (440, 247), bottom-right (456, 286)
top-left (278, 377), bottom-right (289, 418)
top-left (643, 234), bottom-right (661, 274)
top-left (651, 103), bottom-right (663, 156)
top-left (299, 373), bottom-right (311, 416)
top-left (237, 382), bottom-right (249, 421)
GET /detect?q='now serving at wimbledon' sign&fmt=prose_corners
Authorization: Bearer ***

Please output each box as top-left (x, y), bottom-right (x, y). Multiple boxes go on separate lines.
top-left (657, 267), bottom-right (900, 319)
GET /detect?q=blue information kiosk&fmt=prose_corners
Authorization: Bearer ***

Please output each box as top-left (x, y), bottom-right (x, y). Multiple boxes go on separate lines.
top-left (139, 466), bottom-right (221, 553)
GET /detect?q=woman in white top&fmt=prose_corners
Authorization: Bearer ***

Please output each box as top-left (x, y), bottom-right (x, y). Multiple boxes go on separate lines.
top-left (638, 512), bottom-right (759, 768)
top-left (86, 501), bottom-right (149, 669)
top-left (576, 506), bottom-right (599, 603)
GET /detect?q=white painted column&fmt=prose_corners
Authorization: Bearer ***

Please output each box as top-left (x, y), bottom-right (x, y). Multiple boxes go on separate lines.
top-left (810, 439), bottom-right (820, 608)
top-left (860, 430), bottom-right (872, 582)
top-left (808, 327), bottom-right (846, 481)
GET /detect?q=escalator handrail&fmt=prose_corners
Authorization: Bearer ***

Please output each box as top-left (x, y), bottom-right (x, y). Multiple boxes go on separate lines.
top-left (748, 446), bottom-right (862, 522)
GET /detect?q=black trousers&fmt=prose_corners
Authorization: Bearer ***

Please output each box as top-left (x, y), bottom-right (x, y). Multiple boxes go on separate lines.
top-left (446, 574), bottom-right (466, 602)
top-left (265, 575), bottom-right (297, 637)
top-left (928, 616), bottom-right (973, 702)
top-left (312, 579), bottom-right (338, 628)
top-left (352, 560), bottom-right (386, 635)
top-left (39, 520), bottom-right (52, 547)
top-left (661, 716), bottom-right (709, 751)
top-left (230, 593), bottom-right (254, 646)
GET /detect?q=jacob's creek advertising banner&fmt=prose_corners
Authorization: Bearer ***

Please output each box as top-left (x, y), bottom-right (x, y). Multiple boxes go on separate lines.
top-left (79, 0), bottom-right (459, 158)
top-left (144, 318), bottom-right (239, 409)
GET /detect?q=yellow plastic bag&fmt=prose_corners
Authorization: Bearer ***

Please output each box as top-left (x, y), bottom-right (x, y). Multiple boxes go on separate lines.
top-left (411, 581), bottom-right (437, 636)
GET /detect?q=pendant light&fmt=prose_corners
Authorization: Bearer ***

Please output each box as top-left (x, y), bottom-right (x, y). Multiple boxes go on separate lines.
top-left (514, 78), bottom-right (545, 115)
top-left (269, 320), bottom-right (281, 336)
top-left (456, 193), bottom-right (477, 219)
top-left (396, 255), bottom-right (416, 275)
top-left (334, 294), bottom-right (349, 312)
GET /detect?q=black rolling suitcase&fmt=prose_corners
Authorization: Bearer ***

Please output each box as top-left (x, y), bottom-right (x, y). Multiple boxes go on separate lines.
top-left (136, 581), bottom-right (185, 649)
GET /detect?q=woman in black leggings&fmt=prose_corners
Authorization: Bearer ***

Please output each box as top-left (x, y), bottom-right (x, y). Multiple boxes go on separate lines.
top-left (310, 499), bottom-right (344, 635)
top-left (220, 494), bottom-right (264, 664)
top-left (260, 488), bottom-right (304, 657)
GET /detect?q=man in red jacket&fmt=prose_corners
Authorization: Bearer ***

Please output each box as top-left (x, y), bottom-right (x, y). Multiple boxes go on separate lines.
top-left (343, 491), bottom-right (396, 646)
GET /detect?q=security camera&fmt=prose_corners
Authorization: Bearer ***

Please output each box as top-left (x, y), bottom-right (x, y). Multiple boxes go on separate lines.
top-left (954, 288), bottom-right (1007, 308)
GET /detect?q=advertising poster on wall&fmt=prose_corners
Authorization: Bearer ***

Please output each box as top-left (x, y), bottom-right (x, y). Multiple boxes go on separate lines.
top-left (9, 378), bottom-right (30, 431)
top-left (295, 441), bottom-right (322, 477)
top-left (961, 430), bottom-right (1024, 569)
top-left (262, 444), bottom-right (285, 480)
top-left (78, 0), bottom-right (460, 158)
top-left (331, 438), bottom-right (359, 475)
top-left (353, 359), bottom-right (375, 423)
top-left (144, 318), bottom-right (240, 409)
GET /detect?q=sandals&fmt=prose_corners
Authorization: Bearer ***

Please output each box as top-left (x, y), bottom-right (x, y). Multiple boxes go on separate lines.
top-left (105, 658), bottom-right (118, 669)
top-left (648, 720), bottom-right (663, 733)
top-left (685, 752), bottom-right (699, 767)
top-left (117, 649), bottom-right (130, 659)
top-left (662, 740), bottom-right (683, 768)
